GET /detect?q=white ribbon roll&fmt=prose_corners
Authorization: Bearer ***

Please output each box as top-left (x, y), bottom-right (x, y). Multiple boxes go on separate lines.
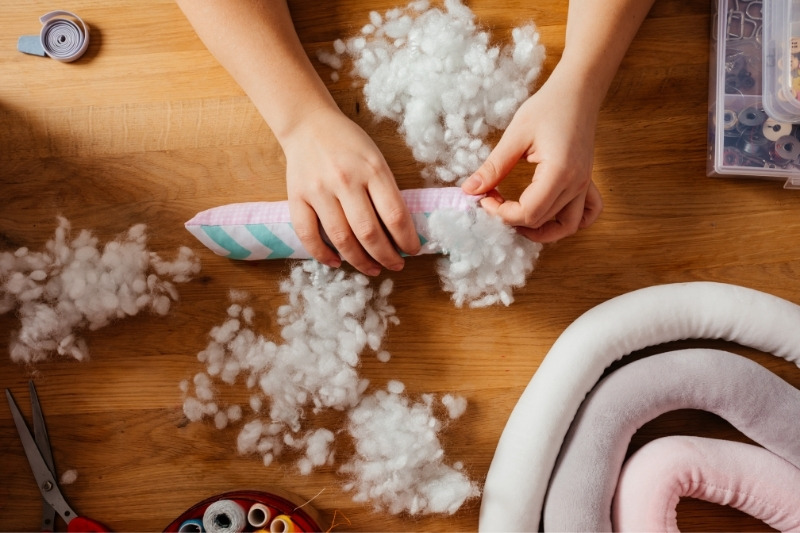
top-left (17, 11), bottom-right (90, 62)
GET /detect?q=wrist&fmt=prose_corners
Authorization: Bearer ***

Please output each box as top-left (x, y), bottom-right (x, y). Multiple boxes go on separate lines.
top-left (270, 98), bottom-right (342, 151)
top-left (544, 61), bottom-right (605, 120)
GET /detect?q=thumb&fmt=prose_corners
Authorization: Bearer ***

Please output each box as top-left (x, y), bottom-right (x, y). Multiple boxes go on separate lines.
top-left (461, 133), bottom-right (526, 194)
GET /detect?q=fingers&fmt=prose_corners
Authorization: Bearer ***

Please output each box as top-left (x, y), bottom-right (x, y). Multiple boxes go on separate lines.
top-left (289, 199), bottom-right (344, 268)
top-left (579, 181), bottom-right (603, 229)
top-left (484, 181), bottom-right (604, 244)
top-left (461, 128), bottom-right (526, 195)
top-left (338, 190), bottom-right (407, 273)
top-left (368, 180), bottom-right (421, 257)
top-left (515, 193), bottom-right (585, 243)
top-left (290, 188), bottom-right (416, 277)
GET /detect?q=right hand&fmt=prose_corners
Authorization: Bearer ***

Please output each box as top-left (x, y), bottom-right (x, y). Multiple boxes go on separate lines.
top-left (462, 65), bottom-right (603, 243)
top-left (282, 108), bottom-right (420, 276)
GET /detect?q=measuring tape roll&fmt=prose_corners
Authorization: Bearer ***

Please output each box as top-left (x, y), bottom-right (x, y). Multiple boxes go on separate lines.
top-left (17, 11), bottom-right (90, 62)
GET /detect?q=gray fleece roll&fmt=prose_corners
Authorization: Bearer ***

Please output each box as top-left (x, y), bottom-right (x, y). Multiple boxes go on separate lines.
top-left (543, 348), bottom-right (800, 532)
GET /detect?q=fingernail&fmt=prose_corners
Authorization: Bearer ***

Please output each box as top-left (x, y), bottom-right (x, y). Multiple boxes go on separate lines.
top-left (462, 175), bottom-right (482, 193)
top-left (367, 266), bottom-right (381, 276)
top-left (388, 261), bottom-right (404, 272)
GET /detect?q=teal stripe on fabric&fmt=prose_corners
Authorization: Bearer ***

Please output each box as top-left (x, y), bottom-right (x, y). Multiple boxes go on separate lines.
top-left (400, 231), bottom-right (429, 257)
top-left (245, 224), bottom-right (295, 258)
top-left (201, 225), bottom-right (252, 260)
top-left (419, 213), bottom-right (430, 246)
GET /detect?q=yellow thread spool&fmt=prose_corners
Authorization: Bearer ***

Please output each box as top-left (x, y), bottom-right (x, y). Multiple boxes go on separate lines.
top-left (269, 515), bottom-right (296, 533)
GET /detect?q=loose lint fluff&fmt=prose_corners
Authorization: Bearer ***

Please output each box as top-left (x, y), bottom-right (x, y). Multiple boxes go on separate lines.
top-left (340, 381), bottom-right (480, 515)
top-left (0, 217), bottom-right (200, 363)
top-left (317, 0), bottom-right (546, 184)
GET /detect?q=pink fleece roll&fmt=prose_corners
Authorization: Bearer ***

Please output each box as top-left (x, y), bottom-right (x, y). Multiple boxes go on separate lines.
top-left (613, 435), bottom-right (800, 532)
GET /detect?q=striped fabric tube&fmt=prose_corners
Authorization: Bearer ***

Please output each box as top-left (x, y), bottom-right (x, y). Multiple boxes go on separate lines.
top-left (184, 187), bottom-right (481, 261)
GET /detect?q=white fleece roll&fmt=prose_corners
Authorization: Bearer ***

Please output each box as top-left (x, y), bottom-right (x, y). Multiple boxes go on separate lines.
top-left (479, 281), bottom-right (800, 532)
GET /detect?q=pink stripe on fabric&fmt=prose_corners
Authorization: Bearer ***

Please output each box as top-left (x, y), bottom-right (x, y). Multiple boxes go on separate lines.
top-left (186, 188), bottom-right (481, 228)
top-left (401, 187), bottom-right (482, 213)
top-left (186, 201), bottom-right (291, 226)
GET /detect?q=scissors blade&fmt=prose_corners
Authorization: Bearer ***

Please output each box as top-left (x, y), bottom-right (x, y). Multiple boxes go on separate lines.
top-left (29, 381), bottom-right (58, 530)
top-left (5, 388), bottom-right (78, 524)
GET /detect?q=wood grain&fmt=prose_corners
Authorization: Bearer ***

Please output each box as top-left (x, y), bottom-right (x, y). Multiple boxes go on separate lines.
top-left (1, 0), bottom-right (797, 531)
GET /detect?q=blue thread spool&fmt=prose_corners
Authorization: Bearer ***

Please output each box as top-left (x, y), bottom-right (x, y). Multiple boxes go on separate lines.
top-left (178, 518), bottom-right (204, 532)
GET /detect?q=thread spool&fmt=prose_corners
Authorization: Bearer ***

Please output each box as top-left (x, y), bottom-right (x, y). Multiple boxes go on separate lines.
top-left (178, 519), bottom-right (204, 532)
top-left (203, 499), bottom-right (247, 533)
top-left (771, 135), bottom-right (800, 165)
top-left (762, 119), bottom-right (793, 141)
top-left (247, 503), bottom-right (272, 528)
top-left (269, 515), bottom-right (296, 533)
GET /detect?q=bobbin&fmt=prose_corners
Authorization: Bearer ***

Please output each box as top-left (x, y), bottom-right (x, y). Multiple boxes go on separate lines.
top-left (771, 135), bottom-right (800, 165)
top-left (762, 118), bottom-right (793, 141)
top-left (738, 129), bottom-right (769, 157)
top-left (738, 106), bottom-right (768, 128)
top-left (722, 147), bottom-right (744, 167)
top-left (723, 109), bottom-right (739, 131)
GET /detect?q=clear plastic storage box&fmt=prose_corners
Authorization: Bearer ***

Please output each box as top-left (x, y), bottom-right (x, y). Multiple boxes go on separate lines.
top-left (708, 0), bottom-right (800, 187)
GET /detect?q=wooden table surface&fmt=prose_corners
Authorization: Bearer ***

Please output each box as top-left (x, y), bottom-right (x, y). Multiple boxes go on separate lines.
top-left (2, 0), bottom-right (799, 531)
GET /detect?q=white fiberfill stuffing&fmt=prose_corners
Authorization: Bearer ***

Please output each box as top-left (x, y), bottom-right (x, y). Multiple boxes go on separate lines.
top-left (317, 0), bottom-right (546, 184)
top-left (181, 261), bottom-right (477, 514)
top-left (340, 380), bottom-right (480, 515)
top-left (428, 207), bottom-right (542, 307)
top-left (0, 217), bottom-right (200, 363)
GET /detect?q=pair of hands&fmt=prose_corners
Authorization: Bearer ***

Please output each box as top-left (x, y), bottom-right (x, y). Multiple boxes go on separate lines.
top-left (282, 70), bottom-right (603, 276)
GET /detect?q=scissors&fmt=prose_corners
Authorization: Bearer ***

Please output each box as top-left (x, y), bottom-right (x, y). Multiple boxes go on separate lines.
top-left (6, 382), bottom-right (110, 532)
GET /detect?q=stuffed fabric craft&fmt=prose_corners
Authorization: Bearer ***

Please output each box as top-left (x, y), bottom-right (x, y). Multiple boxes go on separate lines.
top-left (185, 187), bottom-right (543, 308)
top-left (543, 348), bottom-right (800, 532)
top-left (185, 187), bottom-right (480, 260)
top-left (480, 282), bottom-right (800, 532)
top-left (612, 435), bottom-right (800, 532)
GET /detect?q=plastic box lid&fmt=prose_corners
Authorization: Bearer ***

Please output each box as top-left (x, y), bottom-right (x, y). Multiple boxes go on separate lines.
top-left (762, 0), bottom-right (800, 122)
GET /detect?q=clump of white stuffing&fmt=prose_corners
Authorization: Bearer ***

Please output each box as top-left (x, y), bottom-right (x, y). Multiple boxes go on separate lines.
top-left (427, 207), bottom-right (542, 307)
top-left (317, 0), bottom-right (546, 184)
top-left (182, 261), bottom-right (397, 467)
top-left (181, 261), bottom-right (478, 515)
top-left (441, 393), bottom-right (468, 419)
top-left (60, 469), bottom-right (78, 485)
top-left (0, 217), bottom-right (200, 363)
top-left (340, 381), bottom-right (479, 515)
